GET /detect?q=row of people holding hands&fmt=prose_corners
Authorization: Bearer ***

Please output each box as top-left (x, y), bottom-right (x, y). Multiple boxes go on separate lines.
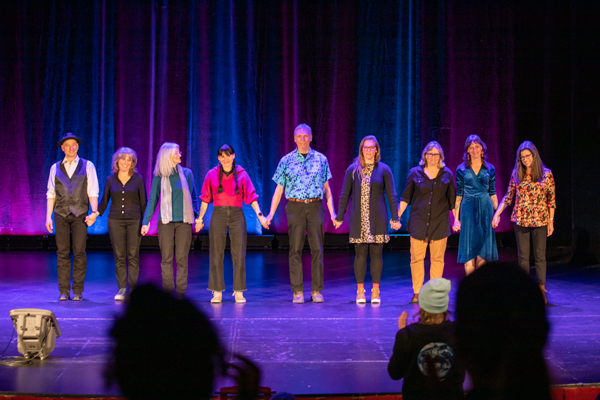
top-left (47, 126), bottom-right (555, 305)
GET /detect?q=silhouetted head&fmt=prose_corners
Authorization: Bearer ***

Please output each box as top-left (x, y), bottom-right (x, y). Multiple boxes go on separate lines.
top-left (455, 262), bottom-right (550, 399)
top-left (108, 284), bottom-right (224, 400)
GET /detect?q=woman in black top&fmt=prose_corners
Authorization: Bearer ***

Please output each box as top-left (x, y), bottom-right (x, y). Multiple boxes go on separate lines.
top-left (398, 142), bottom-right (456, 304)
top-left (98, 147), bottom-right (147, 301)
top-left (334, 136), bottom-right (400, 304)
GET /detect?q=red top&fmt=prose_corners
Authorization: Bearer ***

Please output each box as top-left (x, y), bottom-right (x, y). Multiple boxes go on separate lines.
top-left (200, 165), bottom-right (259, 207)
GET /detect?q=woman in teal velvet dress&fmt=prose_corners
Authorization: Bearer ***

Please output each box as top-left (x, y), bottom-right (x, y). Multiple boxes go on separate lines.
top-left (453, 135), bottom-right (498, 275)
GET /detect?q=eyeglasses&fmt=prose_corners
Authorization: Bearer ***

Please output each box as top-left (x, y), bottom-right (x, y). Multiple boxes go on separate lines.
top-left (426, 153), bottom-right (441, 158)
top-left (520, 154), bottom-right (532, 161)
top-left (363, 146), bottom-right (377, 151)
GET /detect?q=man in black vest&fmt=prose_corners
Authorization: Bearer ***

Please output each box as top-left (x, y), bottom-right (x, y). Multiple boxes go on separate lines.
top-left (46, 133), bottom-right (100, 301)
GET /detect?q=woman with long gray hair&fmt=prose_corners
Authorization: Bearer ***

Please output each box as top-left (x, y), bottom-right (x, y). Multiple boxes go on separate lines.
top-left (141, 142), bottom-right (200, 299)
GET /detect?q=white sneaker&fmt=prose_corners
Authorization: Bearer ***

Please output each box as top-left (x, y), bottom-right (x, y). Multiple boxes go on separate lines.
top-left (211, 291), bottom-right (222, 303)
top-left (114, 288), bottom-right (126, 301)
top-left (233, 291), bottom-right (246, 303)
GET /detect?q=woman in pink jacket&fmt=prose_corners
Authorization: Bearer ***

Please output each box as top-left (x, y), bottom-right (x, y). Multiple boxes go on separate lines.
top-left (198, 145), bottom-right (268, 303)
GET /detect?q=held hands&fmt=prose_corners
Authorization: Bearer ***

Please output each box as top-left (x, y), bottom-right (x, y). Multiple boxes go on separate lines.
top-left (45, 218), bottom-right (53, 234)
top-left (84, 212), bottom-right (98, 227)
top-left (265, 213), bottom-right (273, 228)
top-left (390, 220), bottom-right (401, 230)
top-left (491, 214), bottom-right (501, 228)
top-left (398, 311), bottom-right (408, 330)
top-left (141, 224), bottom-right (150, 236)
top-left (331, 214), bottom-right (342, 229)
top-left (258, 215), bottom-right (269, 230)
top-left (452, 220), bottom-right (461, 232)
top-left (195, 219), bottom-right (203, 233)
top-left (547, 221), bottom-right (554, 237)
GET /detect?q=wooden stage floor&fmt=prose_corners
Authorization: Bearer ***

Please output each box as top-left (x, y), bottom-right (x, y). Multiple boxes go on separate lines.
top-left (0, 247), bottom-right (598, 397)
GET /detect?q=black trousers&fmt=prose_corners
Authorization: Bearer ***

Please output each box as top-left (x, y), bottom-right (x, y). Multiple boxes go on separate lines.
top-left (285, 200), bottom-right (325, 292)
top-left (208, 206), bottom-right (247, 292)
top-left (54, 213), bottom-right (88, 295)
top-left (157, 220), bottom-right (192, 294)
top-left (353, 243), bottom-right (384, 284)
top-left (514, 223), bottom-right (548, 285)
top-left (108, 218), bottom-right (142, 289)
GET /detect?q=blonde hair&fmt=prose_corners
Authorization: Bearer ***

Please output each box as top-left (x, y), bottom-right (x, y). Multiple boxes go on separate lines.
top-left (112, 147), bottom-right (138, 175)
top-left (419, 141), bottom-right (446, 168)
top-left (512, 141), bottom-right (547, 184)
top-left (153, 142), bottom-right (180, 177)
top-left (352, 135), bottom-right (381, 180)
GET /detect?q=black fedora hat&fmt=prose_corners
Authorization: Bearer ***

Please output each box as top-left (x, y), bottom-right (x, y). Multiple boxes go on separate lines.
top-left (58, 132), bottom-right (82, 147)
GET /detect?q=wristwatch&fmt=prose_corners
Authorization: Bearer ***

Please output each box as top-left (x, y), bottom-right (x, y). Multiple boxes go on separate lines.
top-left (258, 212), bottom-right (263, 217)
top-left (93, 211), bottom-right (99, 216)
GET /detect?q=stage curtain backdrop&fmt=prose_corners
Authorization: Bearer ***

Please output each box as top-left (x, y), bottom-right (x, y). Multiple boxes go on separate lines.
top-left (1, 0), bottom-right (553, 237)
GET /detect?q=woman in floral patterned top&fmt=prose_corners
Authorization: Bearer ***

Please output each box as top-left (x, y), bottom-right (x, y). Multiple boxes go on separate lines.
top-left (334, 136), bottom-right (400, 304)
top-left (492, 141), bottom-right (556, 304)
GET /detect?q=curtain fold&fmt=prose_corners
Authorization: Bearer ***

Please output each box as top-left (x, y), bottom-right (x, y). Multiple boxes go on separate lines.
top-left (0, 0), bottom-right (573, 240)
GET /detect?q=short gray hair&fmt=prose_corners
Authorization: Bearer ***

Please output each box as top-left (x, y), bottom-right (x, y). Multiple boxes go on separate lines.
top-left (294, 124), bottom-right (312, 136)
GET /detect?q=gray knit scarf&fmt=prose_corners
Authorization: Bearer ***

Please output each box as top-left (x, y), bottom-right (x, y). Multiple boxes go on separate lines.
top-left (160, 165), bottom-right (194, 224)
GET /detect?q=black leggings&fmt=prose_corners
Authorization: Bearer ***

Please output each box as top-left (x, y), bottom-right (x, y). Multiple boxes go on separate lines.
top-left (353, 243), bottom-right (384, 284)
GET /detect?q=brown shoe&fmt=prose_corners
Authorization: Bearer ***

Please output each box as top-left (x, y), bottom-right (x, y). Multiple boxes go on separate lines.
top-left (539, 285), bottom-right (548, 305)
top-left (411, 293), bottom-right (419, 304)
top-left (371, 287), bottom-right (381, 304)
top-left (356, 288), bottom-right (366, 304)
top-left (311, 291), bottom-right (324, 303)
top-left (293, 291), bottom-right (304, 304)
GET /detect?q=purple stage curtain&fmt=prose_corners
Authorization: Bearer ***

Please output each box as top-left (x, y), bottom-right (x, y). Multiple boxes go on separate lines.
top-left (0, 0), bottom-right (582, 241)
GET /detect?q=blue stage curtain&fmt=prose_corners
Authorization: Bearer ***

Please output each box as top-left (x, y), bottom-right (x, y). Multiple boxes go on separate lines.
top-left (0, 0), bottom-right (422, 235)
top-left (1, 0), bottom-right (574, 238)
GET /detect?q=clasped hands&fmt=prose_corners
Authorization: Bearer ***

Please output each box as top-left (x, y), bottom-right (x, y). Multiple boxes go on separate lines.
top-left (491, 214), bottom-right (500, 228)
top-left (452, 220), bottom-right (461, 232)
top-left (84, 212), bottom-right (98, 227)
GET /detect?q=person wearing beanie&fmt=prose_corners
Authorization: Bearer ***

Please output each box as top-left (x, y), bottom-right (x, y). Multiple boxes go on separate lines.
top-left (388, 278), bottom-right (465, 400)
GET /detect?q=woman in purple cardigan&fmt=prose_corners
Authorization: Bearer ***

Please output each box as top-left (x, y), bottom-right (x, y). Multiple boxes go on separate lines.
top-left (334, 136), bottom-right (400, 304)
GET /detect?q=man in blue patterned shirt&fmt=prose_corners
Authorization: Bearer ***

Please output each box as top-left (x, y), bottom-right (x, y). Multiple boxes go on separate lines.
top-left (265, 124), bottom-right (337, 303)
